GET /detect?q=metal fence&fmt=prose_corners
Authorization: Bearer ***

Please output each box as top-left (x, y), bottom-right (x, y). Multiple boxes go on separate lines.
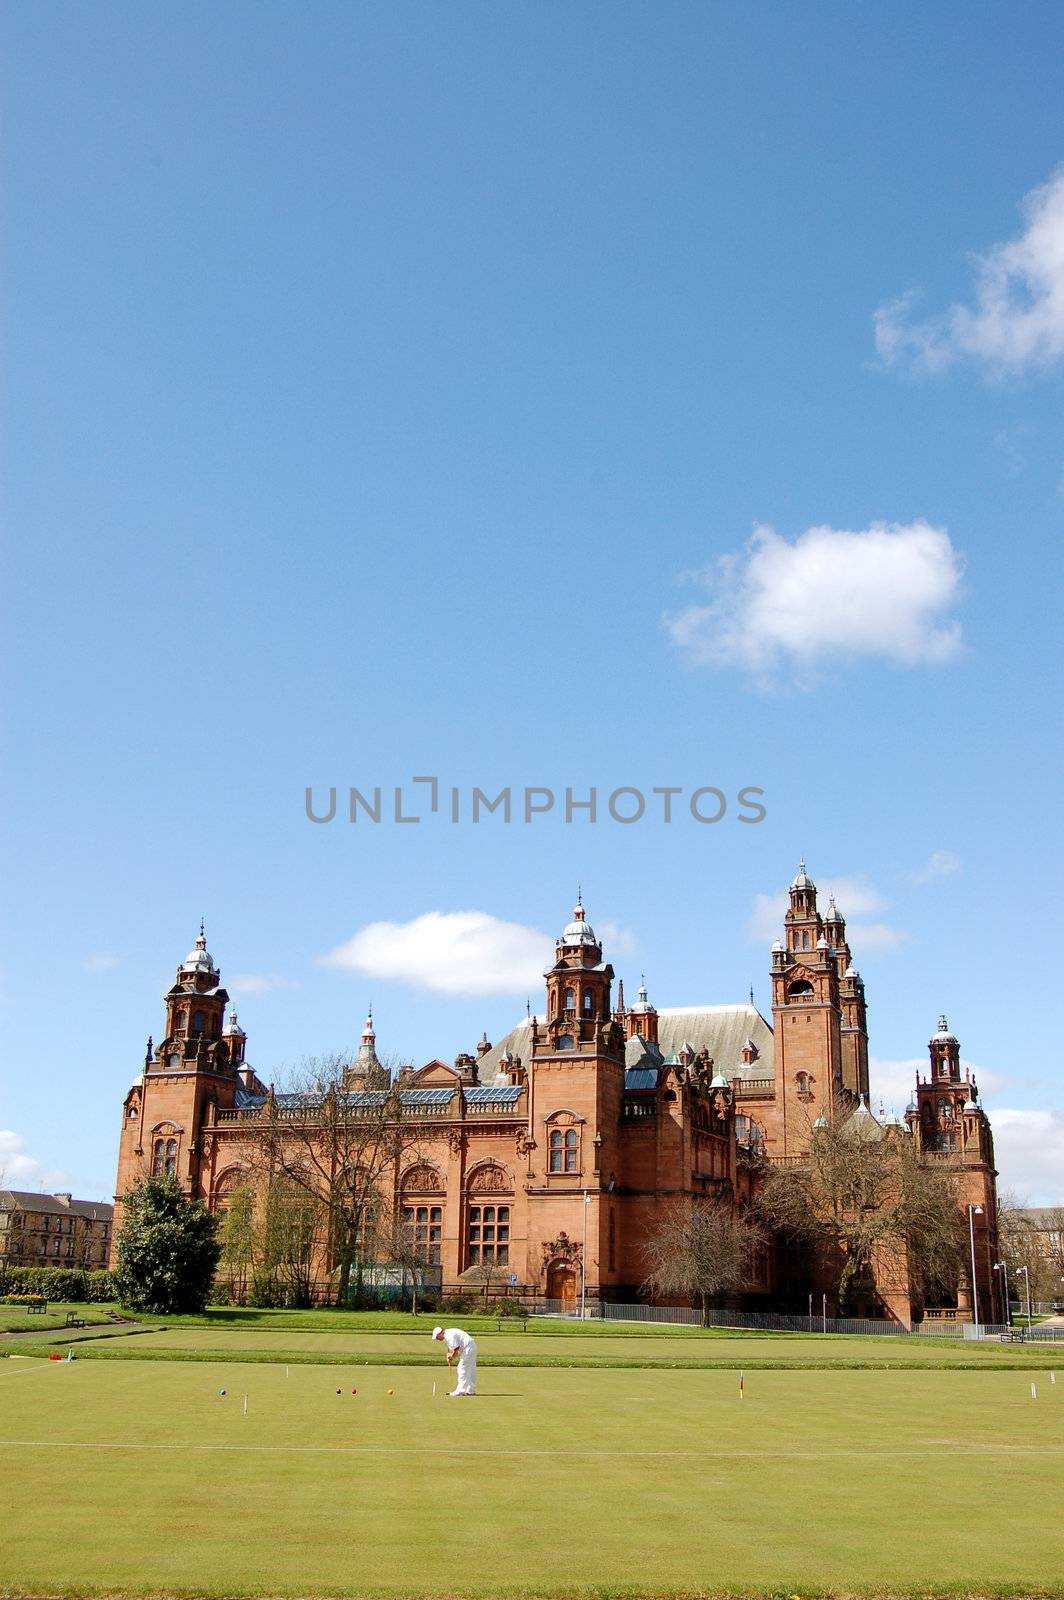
top-left (529, 1298), bottom-right (1063, 1341)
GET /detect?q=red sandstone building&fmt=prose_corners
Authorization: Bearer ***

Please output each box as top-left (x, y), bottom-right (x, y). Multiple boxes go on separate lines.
top-left (111, 864), bottom-right (1002, 1325)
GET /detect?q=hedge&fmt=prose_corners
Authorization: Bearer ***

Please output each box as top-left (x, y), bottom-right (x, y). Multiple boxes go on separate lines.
top-left (0, 1265), bottom-right (115, 1302)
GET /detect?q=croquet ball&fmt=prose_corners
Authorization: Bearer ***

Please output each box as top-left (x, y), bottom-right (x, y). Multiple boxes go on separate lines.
top-left (219, 1389), bottom-right (226, 1396)
top-left (351, 1388), bottom-right (357, 1394)
top-left (336, 1388), bottom-right (342, 1394)
top-left (387, 1387), bottom-right (395, 1396)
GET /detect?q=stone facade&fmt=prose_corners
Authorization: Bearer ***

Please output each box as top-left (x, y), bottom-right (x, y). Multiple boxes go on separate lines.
top-left (110, 865), bottom-right (1002, 1324)
top-left (1, 1190), bottom-right (113, 1268)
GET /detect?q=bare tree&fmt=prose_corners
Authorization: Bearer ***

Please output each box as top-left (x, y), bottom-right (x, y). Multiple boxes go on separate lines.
top-left (641, 1196), bottom-right (763, 1326)
top-left (252, 1053), bottom-right (427, 1306)
top-left (998, 1191), bottom-right (1059, 1310)
top-left (756, 1113), bottom-right (966, 1316)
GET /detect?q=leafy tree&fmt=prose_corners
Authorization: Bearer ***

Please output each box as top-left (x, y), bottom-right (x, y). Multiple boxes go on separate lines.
top-left (112, 1176), bottom-right (220, 1313)
top-left (641, 1196), bottom-right (763, 1326)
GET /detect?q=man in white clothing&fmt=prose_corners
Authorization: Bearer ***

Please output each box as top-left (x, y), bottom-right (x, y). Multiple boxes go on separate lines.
top-left (432, 1325), bottom-right (477, 1395)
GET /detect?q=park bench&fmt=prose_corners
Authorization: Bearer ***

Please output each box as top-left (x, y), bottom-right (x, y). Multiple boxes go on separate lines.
top-left (26, 1300), bottom-right (48, 1315)
top-left (999, 1328), bottom-right (1026, 1343)
top-left (64, 1311), bottom-right (87, 1328)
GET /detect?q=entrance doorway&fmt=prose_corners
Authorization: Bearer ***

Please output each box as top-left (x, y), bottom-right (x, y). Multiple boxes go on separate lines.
top-left (546, 1262), bottom-right (577, 1305)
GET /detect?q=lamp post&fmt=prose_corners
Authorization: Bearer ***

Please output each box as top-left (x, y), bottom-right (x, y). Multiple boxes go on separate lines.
top-left (994, 1260), bottom-right (1011, 1328)
top-left (968, 1204), bottom-right (984, 1334)
top-left (580, 1189), bottom-right (591, 1321)
top-left (1016, 1264), bottom-right (1032, 1329)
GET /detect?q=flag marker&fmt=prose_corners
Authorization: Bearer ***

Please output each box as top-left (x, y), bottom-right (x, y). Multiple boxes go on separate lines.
top-left (739, 1372), bottom-right (744, 1401)
top-left (243, 1394), bottom-right (248, 1416)
top-left (1031, 1383), bottom-right (1037, 1399)
top-left (432, 1381), bottom-right (437, 1398)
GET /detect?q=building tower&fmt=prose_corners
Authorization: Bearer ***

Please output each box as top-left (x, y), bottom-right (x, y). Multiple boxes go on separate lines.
top-left (911, 1015), bottom-right (999, 1321)
top-left (770, 861), bottom-right (844, 1155)
top-left (110, 927), bottom-right (253, 1265)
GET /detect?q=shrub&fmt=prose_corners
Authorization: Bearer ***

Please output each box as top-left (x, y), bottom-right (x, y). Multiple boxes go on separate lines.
top-left (494, 1296), bottom-right (527, 1317)
top-left (0, 1266), bottom-right (90, 1301)
top-left (86, 1269), bottom-right (115, 1302)
top-left (112, 1176), bottom-right (221, 1314)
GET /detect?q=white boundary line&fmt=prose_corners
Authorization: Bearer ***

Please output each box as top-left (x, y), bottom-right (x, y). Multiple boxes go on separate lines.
top-left (0, 1439), bottom-right (1058, 1460)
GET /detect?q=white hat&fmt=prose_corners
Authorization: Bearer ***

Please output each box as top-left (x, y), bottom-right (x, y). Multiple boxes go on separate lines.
top-left (431, 1326), bottom-right (444, 1339)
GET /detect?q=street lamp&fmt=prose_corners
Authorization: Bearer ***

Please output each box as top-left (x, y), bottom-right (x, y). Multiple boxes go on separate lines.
top-left (580, 1190), bottom-right (591, 1321)
top-left (993, 1260), bottom-right (1011, 1328)
top-left (968, 1204), bottom-right (984, 1334)
top-left (1016, 1264), bottom-right (1033, 1329)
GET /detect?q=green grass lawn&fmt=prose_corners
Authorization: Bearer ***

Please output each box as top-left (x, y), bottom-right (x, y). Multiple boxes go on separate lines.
top-left (0, 1354), bottom-right (1060, 1599)
top-left (13, 1318), bottom-right (1061, 1371)
top-left (0, 1302), bottom-right (116, 1335)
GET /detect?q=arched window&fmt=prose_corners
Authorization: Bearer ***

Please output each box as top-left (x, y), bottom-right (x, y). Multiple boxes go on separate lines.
top-left (192, 1010), bottom-right (205, 1033)
top-left (787, 980), bottom-right (814, 1001)
top-left (583, 991), bottom-right (593, 1013)
top-left (563, 987), bottom-right (575, 1012)
top-left (556, 1034), bottom-right (574, 1051)
top-left (549, 1128), bottom-right (578, 1173)
top-left (796, 1071), bottom-right (810, 1094)
top-left (176, 1010), bottom-right (187, 1031)
top-left (152, 1138), bottom-right (178, 1178)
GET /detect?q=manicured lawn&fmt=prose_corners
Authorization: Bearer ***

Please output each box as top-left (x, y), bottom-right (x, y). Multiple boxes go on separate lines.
top-left (16, 1317), bottom-right (1062, 1371)
top-left (0, 1355), bottom-right (1061, 1598)
top-left (0, 1302), bottom-right (116, 1335)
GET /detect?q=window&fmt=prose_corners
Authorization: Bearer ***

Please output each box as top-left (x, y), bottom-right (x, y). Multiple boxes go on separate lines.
top-left (467, 1204), bottom-right (509, 1265)
top-left (583, 992), bottom-right (593, 1013)
top-left (549, 1128), bottom-right (578, 1173)
top-left (403, 1205), bottom-right (442, 1265)
top-left (556, 1034), bottom-right (574, 1051)
top-left (153, 1138), bottom-right (177, 1178)
top-left (192, 1010), bottom-right (205, 1033)
top-left (563, 987), bottom-right (575, 1012)
top-left (176, 1010), bottom-right (187, 1031)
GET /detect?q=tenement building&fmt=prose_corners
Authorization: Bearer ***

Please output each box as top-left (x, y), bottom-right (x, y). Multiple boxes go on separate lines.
top-left (111, 865), bottom-right (1003, 1325)
top-left (1, 1190), bottom-right (113, 1268)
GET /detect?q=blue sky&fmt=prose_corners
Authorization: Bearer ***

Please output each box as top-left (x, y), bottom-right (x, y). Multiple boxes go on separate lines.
top-left (2, 3), bottom-right (1062, 1203)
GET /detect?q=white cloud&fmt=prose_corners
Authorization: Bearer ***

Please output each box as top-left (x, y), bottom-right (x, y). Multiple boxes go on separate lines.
top-left (598, 919), bottom-right (637, 957)
top-left (747, 873), bottom-right (902, 952)
top-left (319, 911), bottom-right (555, 998)
top-left (908, 850), bottom-right (962, 886)
top-left (83, 953), bottom-right (120, 972)
top-left (870, 1056), bottom-right (1005, 1117)
top-left (875, 168), bottom-right (1064, 377)
top-left (228, 973), bottom-right (300, 997)
top-left (0, 1130), bottom-right (67, 1192)
top-left (665, 521), bottom-right (963, 682)
top-left (988, 1109), bottom-right (1064, 1206)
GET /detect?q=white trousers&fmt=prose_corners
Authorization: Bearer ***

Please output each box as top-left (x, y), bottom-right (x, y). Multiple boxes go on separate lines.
top-left (451, 1347), bottom-right (477, 1395)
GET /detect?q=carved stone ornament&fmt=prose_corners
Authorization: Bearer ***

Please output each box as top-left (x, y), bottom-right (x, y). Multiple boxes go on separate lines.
top-left (448, 1128), bottom-right (465, 1156)
top-left (541, 1231), bottom-right (581, 1264)
top-left (401, 1162), bottom-right (443, 1194)
top-left (468, 1162), bottom-right (513, 1195)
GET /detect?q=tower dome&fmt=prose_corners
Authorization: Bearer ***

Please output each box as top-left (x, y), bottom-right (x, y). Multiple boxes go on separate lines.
top-left (790, 858), bottom-right (815, 891)
top-left (932, 1015), bottom-right (957, 1043)
top-left (560, 898), bottom-right (598, 947)
top-left (181, 925), bottom-right (217, 975)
